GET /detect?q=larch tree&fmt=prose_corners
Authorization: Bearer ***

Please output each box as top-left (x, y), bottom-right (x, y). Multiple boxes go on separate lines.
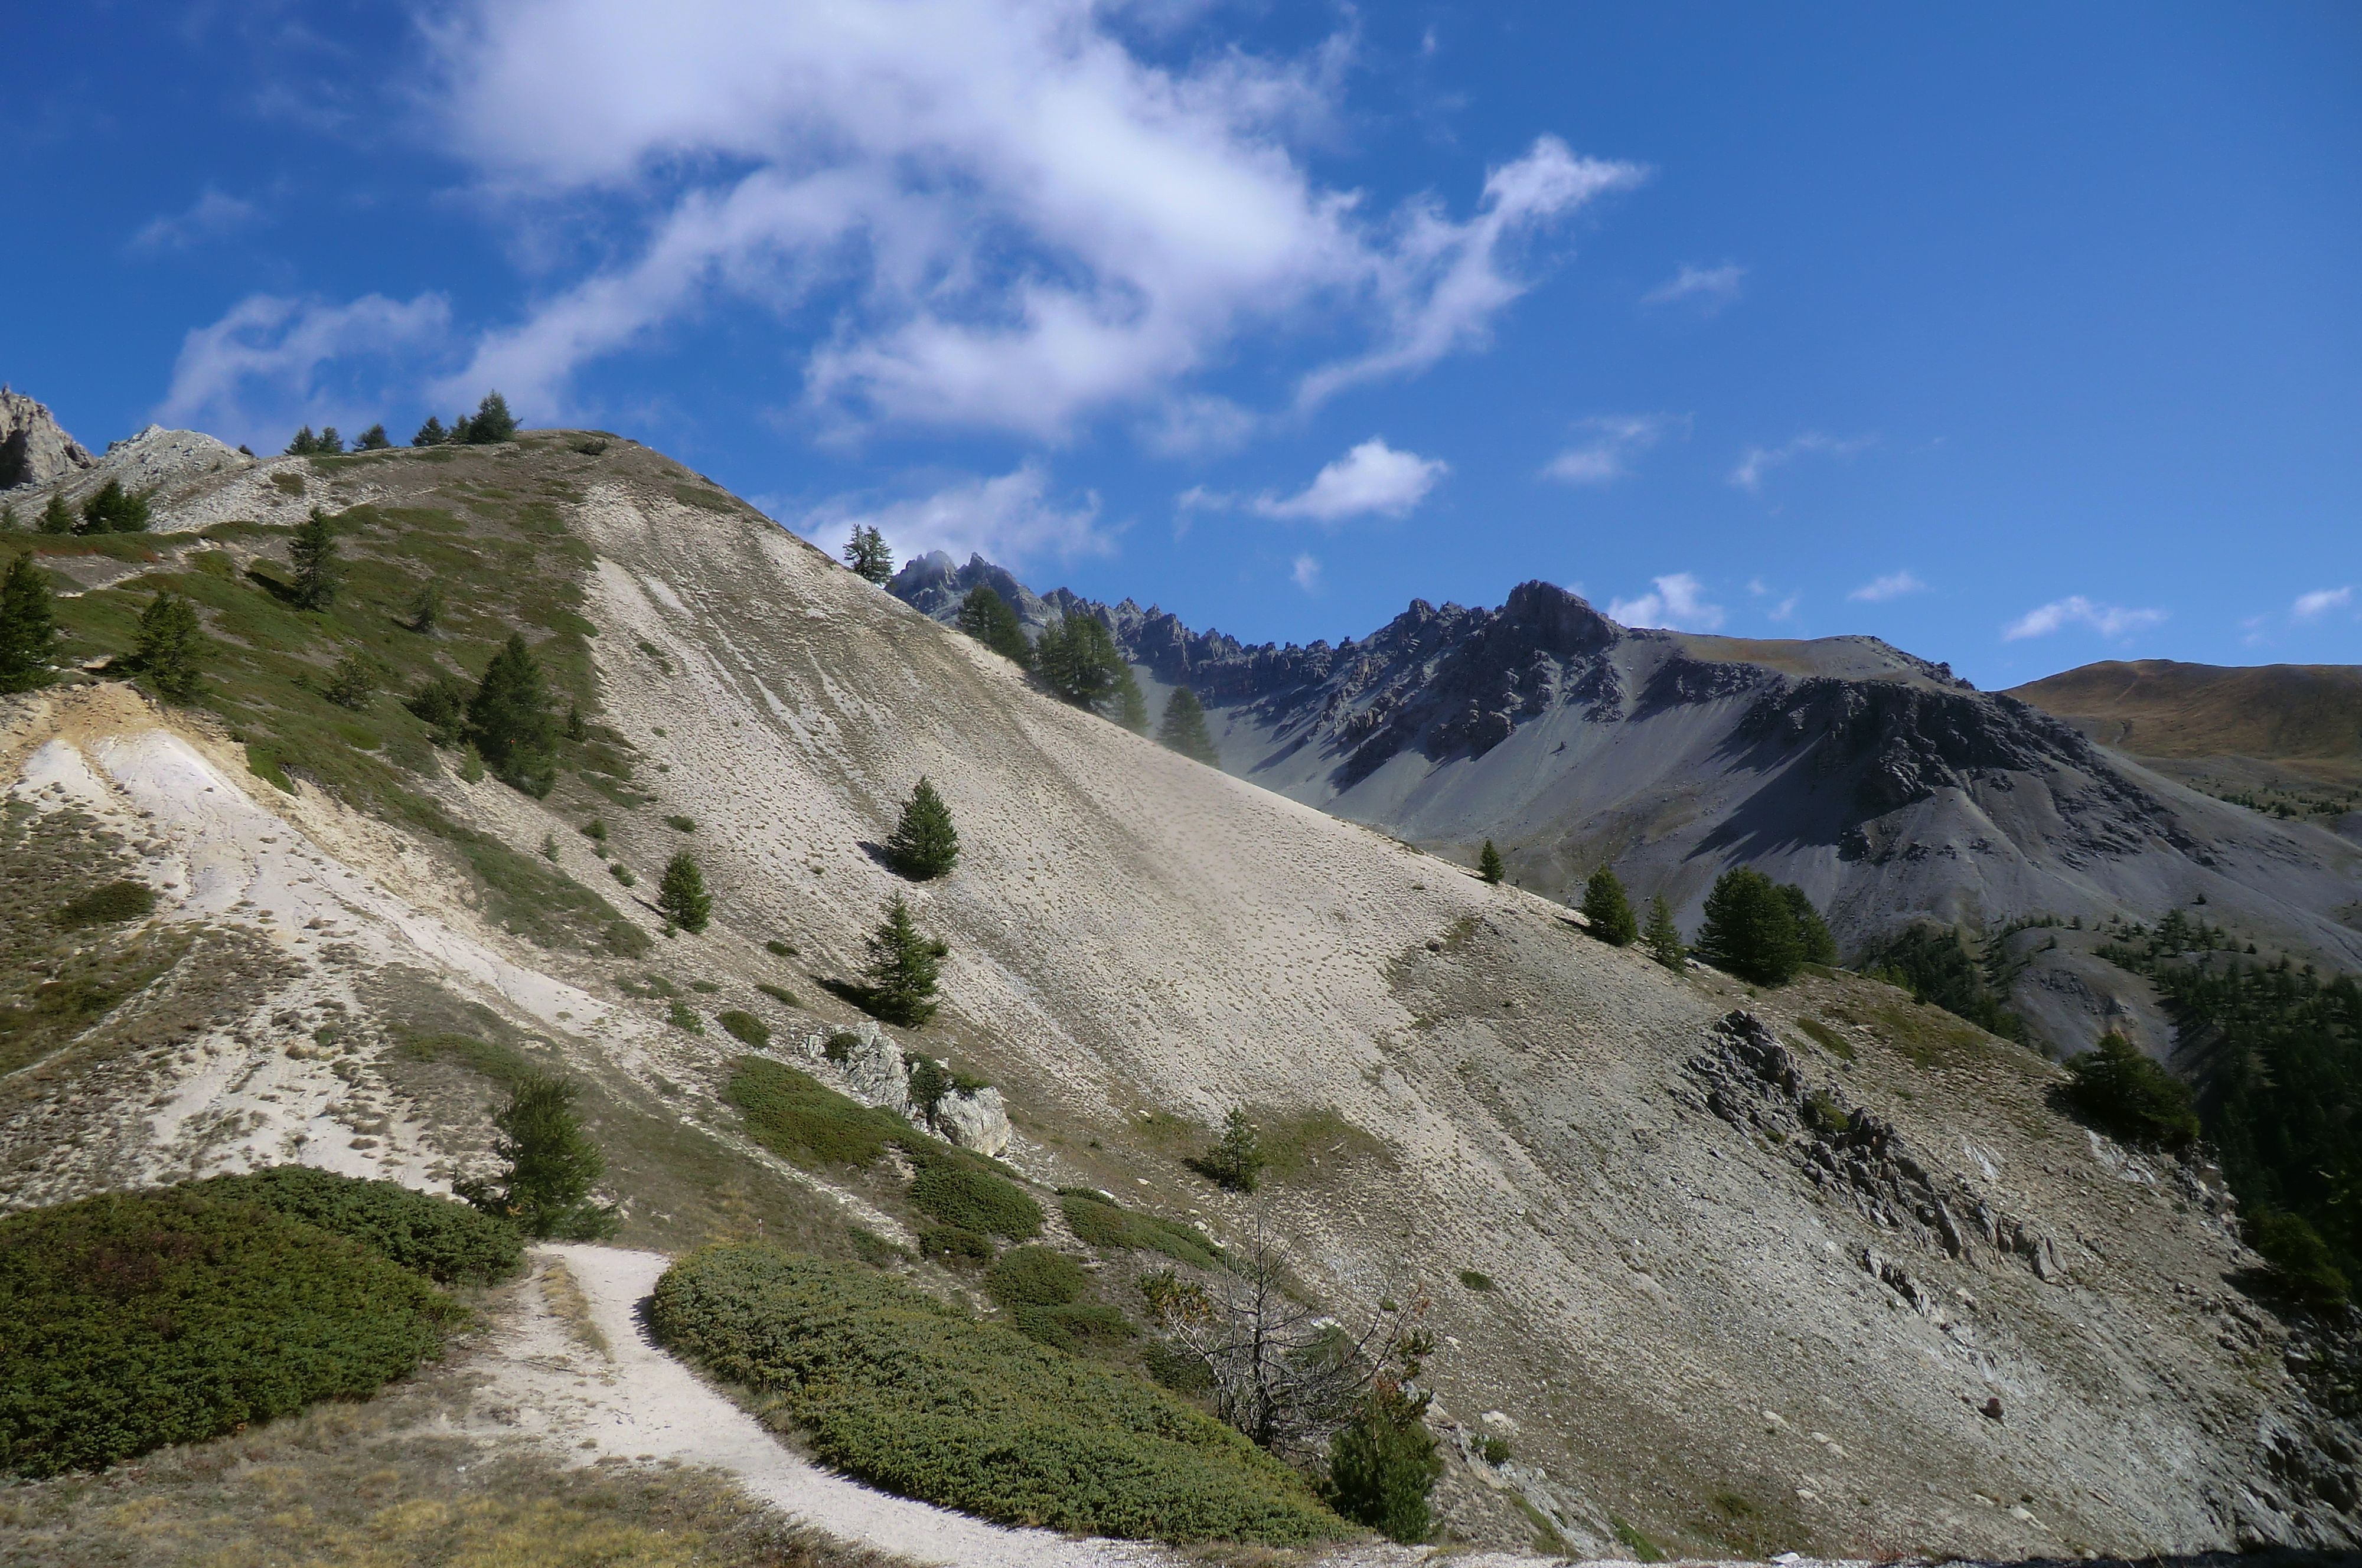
top-left (289, 507), bottom-right (339, 610)
top-left (863, 893), bottom-right (948, 1027)
top-left (885, 776), bottom-right (960, 880)
top-left (135, 591), bottom-right (205, 703)
top-left (955, 583), bottom-right (1032, 665)
top-left (1156, 686), bottom-right (1220, 766)
top-left (0, 554), bottom-right (59, 692)
top-left (1579, 865), bottom-right (1637, 946)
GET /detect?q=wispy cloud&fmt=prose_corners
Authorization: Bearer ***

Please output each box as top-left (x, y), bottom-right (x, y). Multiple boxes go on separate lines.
top-left (1610, 572), bottom-right (1724, 632)
top-left (1748, 579), bottom-right (1799, 621)
top-left (2001, 596), bottom-right (2167, 642)
top-left (156, 291), bottom-right (452, 446)
top-left (2293, 586), bottom-right (2353, 620)
top-left (1291, 552), bottom-right (1322, 592)
top-left (1540, 413), bottom-right (1677, 486)
top-left (1729, 431), bottom-right (1874, 493)
top-left (132, 187), bottom-right (262, 253)
top-left (1251, 438), bottom-right (1447, 524)
top-left (1642, 261), bottom-right (1744, 312)
top-left (1848, 569), bottom-right (1925, 603)
top-left (799, 462), bottom-right (1111, 568)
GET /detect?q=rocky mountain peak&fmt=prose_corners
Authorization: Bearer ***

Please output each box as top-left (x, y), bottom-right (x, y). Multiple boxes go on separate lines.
top-left (0, 387), bottom-right (96, 489)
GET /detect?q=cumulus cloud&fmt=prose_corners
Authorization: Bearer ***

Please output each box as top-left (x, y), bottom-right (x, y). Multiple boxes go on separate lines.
top-left (1541, 413), bottom-right (1675, 486)
top-left (1848, 569), bottom-right (1925, 603)
top-left (132, 187), bottom-right (261, 253)
top-left (799, 462), bottom-right (1110, 567)
top-left (2001, 596), bottom-right (2168, 642)
top-left (1291, 552), bottom-right (1321, 592)
top-left (425, 1), bottom-right (1639, 433)
top-left (1642, 261), bottom-right (1744, 312)
top-left (1729, 431), bottom-right (1874, 494)
top-left (1251, 438), bottom-right (1446, 524)
top-left (156, 292), bottom-right (452, 445)
top-left (2293, 586), bottom-right (2353, 620)
top-left (1609, 572), bottom-right (1724, 632)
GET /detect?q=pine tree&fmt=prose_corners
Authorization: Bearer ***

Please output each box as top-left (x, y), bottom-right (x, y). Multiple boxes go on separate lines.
top-left (1190, 1109), bottom-right (1266, 1192)
top-left (406, 583), bottom-right (440, 633)
top-left (885, 776), bottom-right (960, 880)
top-left (466, 632), bottom-right (557, 792)
top-left (289, 507), bottom-right (339, 610)
top-left (286, 426), bottom-right (319, 456)
top-left (564, 703), bottom-right (588, 742)
top-left (1579, 865), bottom-right (1638, 946)
top-left (863, 893), bottom-right (947, 1027)
top-left (1, 502), bottom-right (16, 531)
top-left (1477, 841), bottom-right (1504, 884)
top-left (464, 391), bottom-right (518, 443)
top-left (135, 590), bottom-right (205, 703)
top-left (1037, 613), bottom-right (1130, 717)
top-left (1643, 896), bottom-right (1686, 973)
top-left (412, 415), bottom-right (448, 447)
top-left (355, 423), bottom-right (391, 450)
top-left (1780, 883), bottom-right (1838, 966)
top-left (1694, 867), bottom-right (1804, 985)
top-left (0, 554), bottom-right (59, 693)
top-left (658, 852), bottom-right (712, 932)
top-left (1156, 686), bottom-right (1220, 766)
top-left (39, 494), bottom-right (74, 535)
top-left (317, 426), bottom-right (345, 455)
top-left (842, 524), bottom-right (894, 584)
top-left (955, 582), bottom-right (1032, 665)
top-left (78, 480), bottom-right (150, 534)
top-left (1327, 1384), bottom-right (1444, 1544)
top-left (463, 1074), bottom-right (616, 1239)
top-left (1114, 663), bottom-right (1148, 733)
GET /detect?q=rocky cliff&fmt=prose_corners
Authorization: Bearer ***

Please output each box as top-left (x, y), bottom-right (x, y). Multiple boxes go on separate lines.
top-left (0, 388), bottom-right (95, 491)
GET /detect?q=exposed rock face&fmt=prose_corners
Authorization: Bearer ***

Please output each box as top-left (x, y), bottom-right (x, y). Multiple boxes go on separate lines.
top-left (795, 1020), bottom-right (1010, 1156)
top-left (0, 388), bottom-right (95, 490)
top-left (887, 550), bottom-right (1053, 632)
top-left (930, 1082), bottom-right (1011, 1157)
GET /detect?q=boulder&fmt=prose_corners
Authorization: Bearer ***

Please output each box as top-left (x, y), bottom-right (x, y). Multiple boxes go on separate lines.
top-left (933, 1085), bottom-right (1011, 1157)
top-left (834, 1023), bottom-right (911, 1115)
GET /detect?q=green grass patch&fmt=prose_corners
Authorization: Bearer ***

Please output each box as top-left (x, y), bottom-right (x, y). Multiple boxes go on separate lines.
top-left (671, 485), bottom-right (740, 514)
top-left (726, 1057), bottom-right (903, 1170)
top-left (1058, 1193), bottom-right (1222, 1270)
top-left (755, 982), bottom-right (800, 1008)
top-left (649, 1246), bottom-right (1342, 1543)
top-left (0, 1184), bottom-right (459, 1476)
top-left (1795, 1016), bottom-right (1854, 1061)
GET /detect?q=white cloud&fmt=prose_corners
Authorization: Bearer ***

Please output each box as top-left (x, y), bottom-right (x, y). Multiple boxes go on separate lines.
top-left (1291, 552), bottom-right (1321, 592)
top-left (1642, 261), bottom-right (1744, 311)
top-left (1541, 413), bottom-right (1675, 486)
top-left (1609, 572), bottom-right (1724, 632)
top-left (798, 461), bottom-right (1110, 567)
top-left (2001, 596), bottom-right (2168, 642)
top-left (2292, 586), bottom-right (2353, 620)
top-left (426, 2), bottom-right (1640, 433)
top-left (1251, 438), bottom-right (1446, 524)
top-left (1729, 431), bottom-right (1874, 493)
top-left (156, 292), bottom-right (453, 446)
top-left (1848, 569), bottom-right (1925, 603)
top-left (132, 187), bottom-right (261, 253)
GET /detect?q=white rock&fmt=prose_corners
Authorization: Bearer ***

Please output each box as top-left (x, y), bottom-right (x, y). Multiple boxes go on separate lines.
top-left (934, 1086), bottom-right (1011, 1158)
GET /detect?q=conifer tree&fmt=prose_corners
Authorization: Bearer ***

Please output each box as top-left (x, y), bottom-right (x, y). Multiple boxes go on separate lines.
top-left (286, 426), bottom-right (319, 456)
top-left (317, 426), bottom-right (345, 455)
top-left (462, 1074), bottom-right (616, 1239)
top-left (0, 553), bottom-right (59, 693)
top-left (1644, 895), bottom-right (1686, 972)
top-left (1477, 840), bottom-right (1505, 884)
top-left (658, 852), bottom-right (712, 932)
top-left (955, 582), bottom-right (1032, 665)
top-left (1780, 884), bottom-right (1839, 966)
top-left (1156, 686), bottom-right (1220, 766)
top-left (78, 480), bottom-right (149, 534)
top-left (1191, 1109), bottom-right (1266, 1193)
top-left (842, 524), bottom-right (893, 584)
top-left (1579, 865), bottom-right (1638, 946)
top-left (863, 893), bottom-right (947, 1027)
top-left (1, 502), bottom-right (16, 531)
top-left (565, 703), bottom-right (588, 742)
top-left (885, 776), bottom-right (960, 880)
top-left (289, 507), bottom-right (339, 610)
top-left (1695, 867), bottom-right (1804, 985)
top-left (39, 493), bottom-right (74, 535)
top-left (464, 390), bottom-right (518, 443)
top-left (466, 632), bottom-right (558, 793)
top-left (1037, 612), bottom-right (1134, 720)
top-left (355, 423), bottom-right (392, 450)
top-left (1327, 1383), bottom-right (1444, 1544)
top-left (412, 415), bottom-right (448, 447)
top-left (135, 590), bottom-right (205, 703)
top-left (407, 583), bottom-right (440, 633)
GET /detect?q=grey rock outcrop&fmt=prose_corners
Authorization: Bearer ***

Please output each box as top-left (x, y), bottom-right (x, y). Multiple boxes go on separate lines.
top-left (930, 1082), bottom-right (1011, 1158)
top-left (796, 1020), bottom-right (1011, 1156)
top-left (0, 388), bottom-right (94, 490)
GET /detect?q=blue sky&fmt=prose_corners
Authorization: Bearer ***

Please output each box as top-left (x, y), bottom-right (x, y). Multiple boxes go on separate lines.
top-left (7, 2), bottom-right (2358, 688)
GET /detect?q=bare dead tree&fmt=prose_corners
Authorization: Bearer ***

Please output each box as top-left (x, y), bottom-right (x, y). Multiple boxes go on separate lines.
top-left (1141, 1207), bottom-right (1433, 1458)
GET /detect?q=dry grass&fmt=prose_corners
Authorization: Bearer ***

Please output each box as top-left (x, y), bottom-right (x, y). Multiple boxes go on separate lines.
top-left (539, 1256), bottom-right (609, 1357)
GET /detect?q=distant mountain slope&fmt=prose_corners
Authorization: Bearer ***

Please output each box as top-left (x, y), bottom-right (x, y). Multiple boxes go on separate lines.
top-left (2011, 660), bottom-right (2362, 795)
top-left (895, 560), bottom-right (2362, 1039)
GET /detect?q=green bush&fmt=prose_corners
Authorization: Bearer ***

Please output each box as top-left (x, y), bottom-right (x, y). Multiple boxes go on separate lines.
top-left (716, 1009), bottom-right (769, 1048)
top-left (1059, 1193), bottom-right (1222, 1270)
top-left (1, 1188), bottom-right (455, 1476)
top-left (191, 1166), bottom-right (521, 1285)
top-left (1324, 1387), bottom-right (1442, 1544)
top-left (983, 1245), bottom-right (1133, 1351)
top-left (920, 1226), bottom-right (996, 1265)
top-left (648, 1246), bottom-right (1342, 1543)
top-left (754, 981), bottom-right (798, 1008)
top-left (910, 1161), bottom-right (1043, 1241)
top-left (1457, 1269), bottom-right (1493, 1292)
top-left (54, 881), bottom-right (157, 929)
top-left (726, 1057), bottom-right (902, 1170)
top-left (2244, 1207), bottom-right (2351, 1308)
top-left (2064, 1033), bottom-right (2200, 1151)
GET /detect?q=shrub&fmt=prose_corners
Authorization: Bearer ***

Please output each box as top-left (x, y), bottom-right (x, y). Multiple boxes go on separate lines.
top-left (1059, 1193), bottom-right (1222, 1270)
top-left (764, 937), bottom-right (795, 957)
top-left (665, 814), bottom-right (697, 832)
top-left (658, 852), bottom-right (712, 932)
top-left (1480, 1435), bottom-right (1512, 1465)
top-left (0, 1188), bottom-right (454, 1476)
top-left (135, 590), bottom-right (205, 703)
top-left (667, 999), bottom-right (705, 1033)
top-left (55, 881), bottom-right (156, 929)
top-left (1188, 1109), bottom-right (1265, 1193)
top-left (885, 777), bottom-right (960, 880)
top-left (727, 1057), bottom-right (901, 1170)
top-left (1643, 895), bottom-right (1686, 973)
top-left (0, 552), bottom-right (58, 692)
top-left (1801, 1091), bottom-right (1852, 1139)
top-left (609, 861), bottom-right (636, 887)
top-left (1477, 841), bottom-right (1503, 884)
top-left (459, 1075), bottom-right (618, 1239)
top-left (1579, 865), bottom-right (1636, 946)
top-left (717, 1009), bottom-right (769, 1048)
top-left (920, 1225), bottom-right (996, 1264)
top-left (755, 982), bottom-right (798, 1008)
top-left (580, 818), bottom-right (608, 842)
top-left (2243, 1207), bottom-right (2351, 1308)
top-left (648, 1246), bottom-right (1342, 1543)
top-left (320, 653), bottom-right (377, 710)
top-left (862, 893), bottom-right (946, 1027)
top-left (2064, 1033), bottom-right (2200, 1152)
top-left (1457, 1269), bottom-right (1492, 1292)
top-left (1324, 1387), bottom-right (1443, 1544)
top-left (910, 1161), bottom-right (1043, 1241)
top-left (986, 1246), bottom-right (1133, 1353)
top-left (191, 1166), bottom-right (521, 1285)
top-left (955, 583), bottom-right (1032, 667)
top-left (1694, 867), bottom-right (1804, 985)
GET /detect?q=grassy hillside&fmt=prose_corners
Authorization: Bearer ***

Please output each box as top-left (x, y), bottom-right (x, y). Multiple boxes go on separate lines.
top-left (2012, 659), bottom-right (2362, 767)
